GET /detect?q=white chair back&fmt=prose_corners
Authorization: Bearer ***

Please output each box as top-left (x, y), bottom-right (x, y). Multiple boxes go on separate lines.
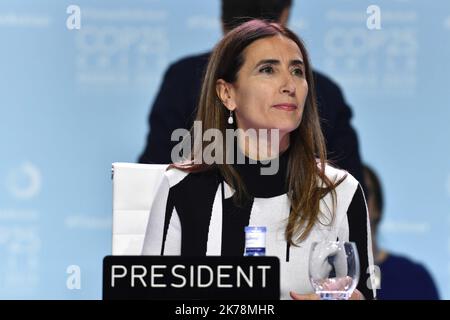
top-left (111, 162), bottom-right (167, 255)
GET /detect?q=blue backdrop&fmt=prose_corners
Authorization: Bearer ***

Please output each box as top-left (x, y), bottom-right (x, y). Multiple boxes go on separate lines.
top-left (1, 0), bottom-right (449, 299)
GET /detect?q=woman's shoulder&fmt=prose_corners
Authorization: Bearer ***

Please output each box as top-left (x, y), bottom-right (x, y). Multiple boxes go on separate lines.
top-left (319, 163), bottom-right (365, 217)
top-left (162, 166), bottom-right (190, 187)
top-left (320, 162), bottom-right (361, 196)
top-left (163, 165), bottom-right (219, 189)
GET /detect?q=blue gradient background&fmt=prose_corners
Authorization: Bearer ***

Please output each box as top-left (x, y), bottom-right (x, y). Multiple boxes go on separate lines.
top-left (0, 0), bottom-right (449, 299)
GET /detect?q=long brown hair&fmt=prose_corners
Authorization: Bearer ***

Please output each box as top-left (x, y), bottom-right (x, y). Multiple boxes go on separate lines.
top-left (172, 19), bottom-right (346, 245)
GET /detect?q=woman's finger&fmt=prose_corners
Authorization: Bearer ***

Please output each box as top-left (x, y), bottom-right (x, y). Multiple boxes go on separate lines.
top-left (289, 291), bottom-right (320, 300)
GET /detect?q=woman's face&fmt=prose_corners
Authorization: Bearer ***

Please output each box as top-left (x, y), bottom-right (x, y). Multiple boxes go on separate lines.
top-left (219, 35), bottom-right (308, 137)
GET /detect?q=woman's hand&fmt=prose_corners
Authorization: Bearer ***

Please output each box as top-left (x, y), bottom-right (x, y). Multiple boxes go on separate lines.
top-left (289, 289), bottom-right (364, 300)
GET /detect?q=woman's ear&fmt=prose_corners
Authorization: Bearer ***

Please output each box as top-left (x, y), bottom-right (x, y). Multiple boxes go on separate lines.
top-left (216, 79), bottom-right (236, 111)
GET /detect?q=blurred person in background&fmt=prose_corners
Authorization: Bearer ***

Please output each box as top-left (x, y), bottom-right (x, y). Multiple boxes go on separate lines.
top-left (364, 164), bottom-right (440, 300)
top-left (139, 0), bottom-right (365, 186)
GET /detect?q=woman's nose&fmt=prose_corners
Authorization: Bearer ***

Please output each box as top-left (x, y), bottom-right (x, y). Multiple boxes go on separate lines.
top-left (280, 74), bottom-right (296, 95)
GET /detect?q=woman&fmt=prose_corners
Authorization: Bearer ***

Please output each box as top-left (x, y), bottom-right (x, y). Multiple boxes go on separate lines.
top-left (142, 19), bottom-right (376, 300)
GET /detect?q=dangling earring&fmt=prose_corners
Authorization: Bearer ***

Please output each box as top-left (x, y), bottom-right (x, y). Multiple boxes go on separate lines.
top-left (227, 110), bottom-right (234, 125)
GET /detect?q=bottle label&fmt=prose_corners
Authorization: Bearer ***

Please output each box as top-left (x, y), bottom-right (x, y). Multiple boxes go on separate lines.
top-left (244, 247), bottom-right (266, 256)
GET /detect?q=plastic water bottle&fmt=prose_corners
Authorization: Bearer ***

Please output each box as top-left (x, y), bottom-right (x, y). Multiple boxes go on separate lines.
top-left (244, 226), bottom-right (266, 256)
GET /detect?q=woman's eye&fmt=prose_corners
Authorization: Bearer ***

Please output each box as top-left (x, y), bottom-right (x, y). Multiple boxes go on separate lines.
top-left (292, 68), bottom-right (304, 77)
top-left (260, 66), bottom-right (274, 74)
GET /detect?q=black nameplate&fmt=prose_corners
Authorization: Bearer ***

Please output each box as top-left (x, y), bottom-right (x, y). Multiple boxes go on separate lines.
top-left (103, 256), bottom-right (280, 300)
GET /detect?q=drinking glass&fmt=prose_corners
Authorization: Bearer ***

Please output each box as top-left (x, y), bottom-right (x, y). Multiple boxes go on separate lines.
top-left (308, 241), bottom-right (360, 300)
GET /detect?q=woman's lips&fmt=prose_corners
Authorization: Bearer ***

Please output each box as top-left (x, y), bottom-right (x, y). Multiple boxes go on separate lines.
top-left (272, 103), bottom-right (298, 111)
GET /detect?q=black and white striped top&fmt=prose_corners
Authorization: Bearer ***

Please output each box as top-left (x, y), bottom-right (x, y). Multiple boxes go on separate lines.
top-left (142, 151), bottom-right (376, 299)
